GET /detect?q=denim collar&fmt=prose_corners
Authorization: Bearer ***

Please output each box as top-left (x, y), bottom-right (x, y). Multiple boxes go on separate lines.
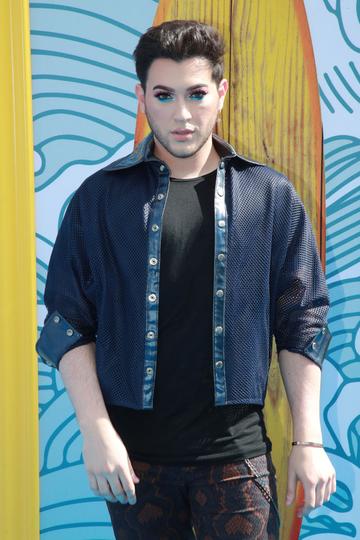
top-left (103, 131), bottom-right (261, 171)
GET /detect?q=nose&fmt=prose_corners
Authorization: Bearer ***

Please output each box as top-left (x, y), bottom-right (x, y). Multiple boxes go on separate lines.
top-left (173, 98), bottom-right (192, 122)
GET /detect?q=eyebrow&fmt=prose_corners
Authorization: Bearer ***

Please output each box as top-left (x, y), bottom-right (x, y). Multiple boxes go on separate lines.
top-left (152, 84), bottom-right (208, 92)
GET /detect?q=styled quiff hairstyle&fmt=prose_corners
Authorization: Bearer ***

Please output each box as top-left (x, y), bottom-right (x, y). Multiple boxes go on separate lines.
top-left (133, 19), bottom-right (225, 91)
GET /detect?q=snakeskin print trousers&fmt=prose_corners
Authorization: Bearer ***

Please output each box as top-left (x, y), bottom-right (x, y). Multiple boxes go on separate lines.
top-left (106, 451), bottom-right (281, 539)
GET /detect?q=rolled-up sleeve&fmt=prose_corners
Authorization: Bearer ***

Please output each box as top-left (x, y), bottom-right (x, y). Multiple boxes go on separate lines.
top-left (36, 189), bottom-right (97, 369)
top-left (273, 179), bottom-right (332, 368)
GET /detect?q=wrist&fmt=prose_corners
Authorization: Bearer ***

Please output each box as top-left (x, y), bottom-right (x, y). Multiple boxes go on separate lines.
top-left (292, 428), bottom-right (323, 441)
top-left (79, 416), bottom-right (114, 437)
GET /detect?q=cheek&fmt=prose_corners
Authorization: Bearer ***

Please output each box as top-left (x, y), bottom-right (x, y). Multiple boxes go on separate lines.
top-left (194, 102), bottom-right (218, 121)
top-left (151, 103), bottom-right (173, 120)
top-left (146, 98), bottom-right (168, 117)
top-left (196, 96), bottom-right (218, 110)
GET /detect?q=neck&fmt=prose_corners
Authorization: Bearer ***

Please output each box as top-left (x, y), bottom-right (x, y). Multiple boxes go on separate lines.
top-left (152, 133), bottom-right (220, 179)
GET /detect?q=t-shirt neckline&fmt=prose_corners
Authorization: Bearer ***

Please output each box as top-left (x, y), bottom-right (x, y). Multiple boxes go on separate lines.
top-left (170, 168), bottom-right (217, 182)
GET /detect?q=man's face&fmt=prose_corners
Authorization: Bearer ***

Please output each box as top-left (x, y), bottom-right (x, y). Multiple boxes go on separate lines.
top-left (135, 57), bottom-right (228, 159)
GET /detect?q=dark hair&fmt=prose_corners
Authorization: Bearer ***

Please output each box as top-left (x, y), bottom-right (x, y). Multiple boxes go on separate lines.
top-left (133, 20), bottom-right (225, 90)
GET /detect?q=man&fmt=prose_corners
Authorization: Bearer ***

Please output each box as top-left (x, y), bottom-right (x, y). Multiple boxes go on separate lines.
top-left (36, 19), bottom-right (336, 540)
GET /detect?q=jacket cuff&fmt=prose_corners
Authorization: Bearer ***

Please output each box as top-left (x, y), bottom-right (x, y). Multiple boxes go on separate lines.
top-left (36, 310), bottom-right (90, 369)
top-left (279, 324), bottom-right (332, 368)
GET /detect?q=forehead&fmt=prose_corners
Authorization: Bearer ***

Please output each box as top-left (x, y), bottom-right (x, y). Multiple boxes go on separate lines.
top-left (146, 57), bottom-right (214, 88)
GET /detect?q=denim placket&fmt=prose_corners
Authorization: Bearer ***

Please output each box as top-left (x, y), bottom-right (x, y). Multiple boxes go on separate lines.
top-left (303, 324), bottom-right (332, 368)
top-left (142, 163), bottom-right (170, 409)
top-left (213, 160), bottom-right (227, 405)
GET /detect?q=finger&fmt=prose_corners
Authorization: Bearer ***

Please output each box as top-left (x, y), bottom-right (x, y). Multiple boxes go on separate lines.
top-left (106, 472), bottom-right (128, 504)
top-left (302, 482), bottom-right (317, 516)
top-left (332, 473), bottom-right (337, 494)
top-left (286, 466), bottom-right (297, 506)
top-left (323, 477), bottom-right (333, 503)
top-left (128, 456), bottom-right (140, 483)
top-left (315, 477), bottom-right (327, 507)
top-left (119, 468), bottom-right (137, 504)
top-left (88, 473), bottom-right (101, 496)
top-left (97, 477), bottom-right (118, 503)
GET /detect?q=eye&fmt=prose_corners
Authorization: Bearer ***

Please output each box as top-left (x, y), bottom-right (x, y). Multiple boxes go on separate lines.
top-left (154, 92), bottom-right (174, 102)
top-left (189, 90), bottom-right (207, 100)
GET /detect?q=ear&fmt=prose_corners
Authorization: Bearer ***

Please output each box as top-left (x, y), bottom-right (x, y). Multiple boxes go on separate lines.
top-left (217, 78), bottom-right (229, 112)
top-left (135, 83), bottom-right (146, 113)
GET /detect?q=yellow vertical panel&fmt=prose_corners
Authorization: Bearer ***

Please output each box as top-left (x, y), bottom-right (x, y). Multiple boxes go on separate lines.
top-left (229, 0), bottom-right (323, 232)
top-left (0, 1), bottom-right (40, 539)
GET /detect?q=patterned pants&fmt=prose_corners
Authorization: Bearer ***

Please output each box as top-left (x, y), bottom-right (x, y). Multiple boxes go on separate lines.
top-left (106, 452), bottom-right (281, 539)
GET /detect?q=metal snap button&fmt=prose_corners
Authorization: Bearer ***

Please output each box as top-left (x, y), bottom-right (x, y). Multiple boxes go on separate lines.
top-left (218, 220), bottom-right (225, 228)
top-left (312, 341), bottom-right (317, 350)
top-left (152, 224), bottom-right (159, 232)
top-left (66, 329), bottom-right (74, 336)
top-left (219, 161), bottom-right (225, 169)
top-left (215, 326), bottom-right (223, 334)
top-left (217, 253), bottom-right (225, 261)
top-left (216, 360), bottom-right (223, 368)
top-left (146, 331), bottom-right (155, 339)
top-left (157, 193), bottom-right (165, 200)
top-left (148, 293), bottom-right (157, 302)
top-left (146, 367), bottom-right (153, 375)
top-left (149, 257), bottom-right (158, 265)
top-left (159, 164), bottom-right (166, 172)
top-left (216, 289), bottom-right (224, 297)
top-left (53, 315), bottom-right (60, 323)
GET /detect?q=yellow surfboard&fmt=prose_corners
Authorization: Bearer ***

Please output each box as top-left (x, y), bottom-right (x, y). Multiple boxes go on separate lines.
top-left (135, 1), bottom-right (326, 538)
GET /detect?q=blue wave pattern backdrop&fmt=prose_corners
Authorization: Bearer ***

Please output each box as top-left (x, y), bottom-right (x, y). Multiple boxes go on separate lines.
top-left (303, 2), bottom-right (360, 539)
top-left (33, 1), bottom-right (359, 539)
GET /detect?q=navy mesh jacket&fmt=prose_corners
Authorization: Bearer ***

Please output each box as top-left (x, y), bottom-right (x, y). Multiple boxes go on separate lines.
top-left (36, 131), bottom-right (332, 410)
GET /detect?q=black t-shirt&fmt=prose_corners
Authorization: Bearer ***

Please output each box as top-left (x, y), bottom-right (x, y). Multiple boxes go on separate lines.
top-left (106, 169), bottom-right (272, 464)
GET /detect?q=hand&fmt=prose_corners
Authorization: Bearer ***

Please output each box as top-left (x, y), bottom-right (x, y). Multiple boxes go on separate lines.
top-left (286, 446), bottom-right (336, 517)
top-left (82, 422), bottom-right (140, 505)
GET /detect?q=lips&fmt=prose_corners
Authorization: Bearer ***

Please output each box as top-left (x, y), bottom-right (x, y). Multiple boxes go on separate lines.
top-left (171, 129), bottom-right (194, 134)
top-left (171, 130), bottom-right (194, 141)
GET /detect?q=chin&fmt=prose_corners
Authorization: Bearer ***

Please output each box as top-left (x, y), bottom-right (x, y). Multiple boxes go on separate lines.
top-left (172, 148), bottom-right (199, 159)
top-left (175, 141), bottom-right (205, 154)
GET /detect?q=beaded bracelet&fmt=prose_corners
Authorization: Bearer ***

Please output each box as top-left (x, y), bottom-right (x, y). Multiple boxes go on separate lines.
top-left (292, 441), bottom-right (324, 448)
